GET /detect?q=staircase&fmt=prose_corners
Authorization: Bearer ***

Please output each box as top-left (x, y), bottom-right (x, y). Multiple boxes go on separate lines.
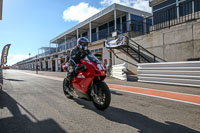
top-left (106, 33), bottom-right (166, 65)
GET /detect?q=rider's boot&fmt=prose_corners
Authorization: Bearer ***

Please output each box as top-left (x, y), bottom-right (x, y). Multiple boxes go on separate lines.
top-left (66, 72), bottom-right (74, 90)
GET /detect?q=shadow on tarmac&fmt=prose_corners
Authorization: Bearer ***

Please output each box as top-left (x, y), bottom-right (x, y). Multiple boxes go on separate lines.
top-left (0, 89), bottom-right (67, 133)
top-left (74, 98), bottom-right (199, 133)
top-left (110, 90), bottom-right (123, 96)
top-left (3, 78), bottom-right (25, 82)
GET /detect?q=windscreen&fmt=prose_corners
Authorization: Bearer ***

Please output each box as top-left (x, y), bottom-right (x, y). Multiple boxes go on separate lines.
top-left (87, 54), bottom-right (101, 64)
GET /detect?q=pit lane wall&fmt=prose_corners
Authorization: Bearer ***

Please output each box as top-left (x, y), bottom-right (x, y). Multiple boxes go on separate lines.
top-left (138, 61), bottom-right (200, 87)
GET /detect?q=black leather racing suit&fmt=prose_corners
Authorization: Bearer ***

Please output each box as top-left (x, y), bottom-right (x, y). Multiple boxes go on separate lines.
top-left (67, 47), bottom-right (91, 80)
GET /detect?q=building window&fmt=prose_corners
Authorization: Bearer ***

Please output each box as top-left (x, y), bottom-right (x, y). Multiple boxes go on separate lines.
top-left (92, 28), bottom-right (97, 42)
top-left (130, 14), bottom-right (144, 32)
top-left (58, 42), bottom-right (65, 52)
top-left (146, 17), bottom-right (152, 33)
top-left (116, 17), bottom-right (121, 31)
top-left (153, 0), bottom-right (176, 11)
top-left (195, 0), bottom-right (200, 12)
top-left (153, 5), bottom-right (177, 25)
top-left (131, 14), bottom-right (143, 21)
top-left (122, 15), bottom-right (127, 33)
top-left (66, 42), bottom-right (69, 50)
top-left (99, 23), bottom-right (108, 40)
top-left (82, 32), bottom-right (88, 38)
top-left (179, 1), bottom-right (193, 16)
top-left (72, 40), bottom-right (76, 47)
top-left (109, 20), bottom-right (114, 36)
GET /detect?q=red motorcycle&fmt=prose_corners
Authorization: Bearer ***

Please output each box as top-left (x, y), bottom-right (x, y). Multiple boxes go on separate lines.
top-left (63, 54), bottom-right (111, 110)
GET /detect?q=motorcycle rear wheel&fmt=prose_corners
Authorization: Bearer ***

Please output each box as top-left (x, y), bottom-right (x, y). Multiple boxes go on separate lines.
top-left (92, 81), bottom-right (111, 110)
top-left (63, 78), bottom-right (73, 99)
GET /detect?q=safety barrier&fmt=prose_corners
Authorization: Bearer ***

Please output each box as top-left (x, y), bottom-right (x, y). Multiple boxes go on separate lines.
top-left (138, 61), bottom-right (200, 87)
top-left (111, 63), bottom-right (127, 81)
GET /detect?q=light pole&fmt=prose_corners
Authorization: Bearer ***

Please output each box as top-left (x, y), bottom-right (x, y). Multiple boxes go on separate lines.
top-left (36, 55), bottom-right (38, 74)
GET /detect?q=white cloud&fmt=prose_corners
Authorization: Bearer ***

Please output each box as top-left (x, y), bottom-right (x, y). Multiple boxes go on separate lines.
top-left (62, 0), bottom-right (151, 22)
top-left (63, 2), bottom-right (100, 22)
top-left (100, 0), bottom-right (151, 13)
top-left (132, 0), bottom-right (152, 13)
top-left (7, 54), bottom-right (30, 66)
top-left (100, 0), bottom-right (134, 7)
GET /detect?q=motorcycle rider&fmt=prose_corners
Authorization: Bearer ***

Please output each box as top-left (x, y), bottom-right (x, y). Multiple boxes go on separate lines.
top-left (66, 37), bottom-right (91, 82)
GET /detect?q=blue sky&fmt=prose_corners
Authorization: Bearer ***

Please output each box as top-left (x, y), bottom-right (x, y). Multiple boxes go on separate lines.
top-left (0, 0), bottom-right (150, 65)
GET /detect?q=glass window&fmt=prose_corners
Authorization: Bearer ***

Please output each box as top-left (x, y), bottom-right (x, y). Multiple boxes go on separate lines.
top-left (179, 1), bottom-right (193, 16)
top-left (153, 0), bottom-right (176, 11)
top-left (82, 32), bottom-right (88, 38)
top-left (117, 18), bottom-right (121, 31)
top-left (109, 20), bottom-right (114, 27)
top-left (99, 23), bottom-right (108, 31)
top-left (109, 20), bottom-right (114, 35)
top-left (66, 43), bottom-right (68, 50)
top-left (146, 17), bottom-right (152, 33)
top-left (92, 28), bottom-right (97, 42)
top-left (130, 14), bottom-right (144, 32)
top-left (122, 15), bottom-right (127, 33)
top-left (73, 41), bottom-right (76, 47)
top-left (99, 23), bottom-right (108, 40)
top-left (92, 32), bottom-right (97, 42)
top-left (131, 14), bottom-right (143, 21)
top-left (122, 16), bottom-right (126, 22)
top-left (92, 28), bottom-right (96, 33)
top-left (153, 5), bottom-right (177, 25)
top-left (195, 0), bottom-right (200, 12)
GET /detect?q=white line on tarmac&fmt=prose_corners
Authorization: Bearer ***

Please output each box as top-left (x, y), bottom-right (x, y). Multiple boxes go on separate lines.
top-left (110, 88), bottom-right (200, 106)
top-left (109, 83), bottom-right (200, 97)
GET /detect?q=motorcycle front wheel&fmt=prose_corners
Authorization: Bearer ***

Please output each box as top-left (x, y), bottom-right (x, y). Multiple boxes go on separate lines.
top-left (63, 78), bottom-right (73, 99)
top-left (92, 81), bottom-right (111, 110)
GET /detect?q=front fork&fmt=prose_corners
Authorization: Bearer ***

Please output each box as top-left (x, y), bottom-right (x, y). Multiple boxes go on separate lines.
top-left (90, 76), bottom-right (105, 98)
top-left (91, 81), bottom-right (98, 97)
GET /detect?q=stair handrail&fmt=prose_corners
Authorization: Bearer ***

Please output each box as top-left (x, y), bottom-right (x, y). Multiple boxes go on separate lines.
top-left (109, 49), bottom-right (138, 67)
top-left (116, 30), bottom-right (166, 62)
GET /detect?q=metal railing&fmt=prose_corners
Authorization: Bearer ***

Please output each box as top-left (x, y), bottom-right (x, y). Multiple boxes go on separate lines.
top-left (57, 41), bottom-right (76, 52)
top-left (148, 0), bottom-right (200, 32)
top-left (117, 30), bottom-right (166, 63)
top-left (91, 20), bottom-right (152, 42)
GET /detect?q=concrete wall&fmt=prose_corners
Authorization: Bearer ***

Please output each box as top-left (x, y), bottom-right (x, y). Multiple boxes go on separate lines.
top-left (133, 20), bottom-right (200, 61)
top-left (114, 19), bottom-right (200, 74)
top-left (103, 47), bottom-right (110, 65)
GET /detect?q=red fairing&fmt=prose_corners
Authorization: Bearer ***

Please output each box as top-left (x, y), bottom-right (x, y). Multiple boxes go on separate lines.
top-left (72, 60), bottom-right (106, 94)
